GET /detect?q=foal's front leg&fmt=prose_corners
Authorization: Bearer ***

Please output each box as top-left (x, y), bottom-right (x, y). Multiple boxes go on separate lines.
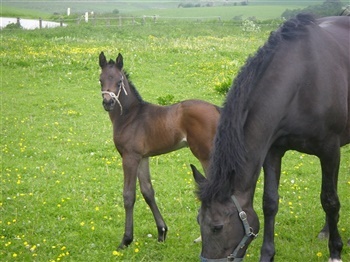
top-left (118, 155), bottom-right (140, 249)
top-left (138, 158), bottom-right (168, 242)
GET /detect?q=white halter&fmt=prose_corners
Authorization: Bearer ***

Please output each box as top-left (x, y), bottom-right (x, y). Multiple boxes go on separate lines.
top-left (101, 75), bottom-right (128, 115)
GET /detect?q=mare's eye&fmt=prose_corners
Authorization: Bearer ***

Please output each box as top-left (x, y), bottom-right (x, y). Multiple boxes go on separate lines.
top-left (211, 225), bottom-right (223, 233)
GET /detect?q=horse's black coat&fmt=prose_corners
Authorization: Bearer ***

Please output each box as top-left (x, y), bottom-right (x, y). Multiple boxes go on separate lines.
top-left (193, 14), bottom-right (349, 261)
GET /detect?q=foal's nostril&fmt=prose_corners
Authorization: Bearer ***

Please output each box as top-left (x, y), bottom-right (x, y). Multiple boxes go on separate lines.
top-left (102, 98), bottom-right (116, 111)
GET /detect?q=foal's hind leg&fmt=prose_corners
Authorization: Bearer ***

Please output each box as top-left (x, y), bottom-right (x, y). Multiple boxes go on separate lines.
top-left (319, 142), bottom-right (343, 261)
top-left (138, 158), bottom-right (168, 242)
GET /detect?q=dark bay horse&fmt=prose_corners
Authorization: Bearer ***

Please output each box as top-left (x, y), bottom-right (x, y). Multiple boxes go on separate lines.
top-left (191, 14), bottom-right (349, 262)
top-left (98, 52), bottom-right (220, 249)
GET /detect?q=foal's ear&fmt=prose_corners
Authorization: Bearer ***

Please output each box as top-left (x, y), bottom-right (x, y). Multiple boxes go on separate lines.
top-left (99, 52), bottom-right (107, 68)
top-left (190, 164), bottom-right (206, 185)
top-left (116, 53), bottom-right (123, 70)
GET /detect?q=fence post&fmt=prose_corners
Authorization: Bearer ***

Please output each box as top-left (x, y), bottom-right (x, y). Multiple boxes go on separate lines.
top-left (39, 17), bottom-right (42, 29)
top-left (16, 17), bottom-right (21, 27)
top-left (119, 16), bottom-right (122, 27)
top-left (132, 16), bottom-right (135, 25)
top-left (142, 15), bottom-right (146, 25)
top-left (60, 18), bottom-right (63, 27)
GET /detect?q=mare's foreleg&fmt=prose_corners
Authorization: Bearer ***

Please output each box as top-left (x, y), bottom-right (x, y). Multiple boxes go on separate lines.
top-left (260, 148), bottom-right (284, 262)
top-left (319, 141), bottom-right (343, 261)
top-left (138, 158), bottom-right (168, 242)
top-left (118, 155), bottom-right (140, 249)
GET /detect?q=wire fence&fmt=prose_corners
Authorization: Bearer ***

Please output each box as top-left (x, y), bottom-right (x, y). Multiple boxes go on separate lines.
top-left (2, 13), bottom-right (246, 31)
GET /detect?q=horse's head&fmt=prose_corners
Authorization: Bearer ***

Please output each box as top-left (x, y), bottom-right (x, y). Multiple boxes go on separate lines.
top-left (191, 165), bottom-right (259, 261)
top-left (99, 52), bottom-right (127, 112)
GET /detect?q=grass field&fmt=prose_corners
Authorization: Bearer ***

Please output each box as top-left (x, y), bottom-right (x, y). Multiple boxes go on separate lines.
top-left (1, 8), bottom-right (350, 262)
top-left (1, 0), bottom-right (325, 20)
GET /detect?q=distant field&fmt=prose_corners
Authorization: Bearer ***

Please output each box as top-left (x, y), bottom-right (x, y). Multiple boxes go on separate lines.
top-left (131, 5), bottom-right (307, 20)
top-left (1, 0), bottom-right (323, 20)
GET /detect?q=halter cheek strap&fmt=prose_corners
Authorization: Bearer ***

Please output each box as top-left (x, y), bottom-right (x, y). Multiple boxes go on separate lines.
top-left (228, 195), bottom-right (258, 261)
top-left (101, 75), bottom-right (128, 115)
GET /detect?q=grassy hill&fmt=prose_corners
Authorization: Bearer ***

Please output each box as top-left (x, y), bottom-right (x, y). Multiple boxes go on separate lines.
top-left (1, 0), bottom-right (325, 20)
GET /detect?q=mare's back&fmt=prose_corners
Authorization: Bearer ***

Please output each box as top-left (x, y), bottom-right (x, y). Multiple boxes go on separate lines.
top-left (263, 16), bottom-right (350, 145)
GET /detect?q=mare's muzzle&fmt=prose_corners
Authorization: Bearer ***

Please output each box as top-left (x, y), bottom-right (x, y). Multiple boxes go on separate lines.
top-left (199, 196), bottom-right (257, 262)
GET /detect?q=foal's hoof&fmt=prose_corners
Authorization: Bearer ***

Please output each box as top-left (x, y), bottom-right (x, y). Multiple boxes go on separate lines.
top-left (117, 236), bottom-right (133, 250)
top-left (157, 226), bottom-right (168, 242)
top-left (117, 244), bottom-right (127, 250)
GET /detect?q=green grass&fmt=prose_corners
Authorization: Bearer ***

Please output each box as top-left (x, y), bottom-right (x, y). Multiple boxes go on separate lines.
top-left (1, 0), bottom-right (324, 20)
top-left (130, 5), bottom-right (308, 20)
top-left (0, 5), bottom-right (51, 19)
top-left (1, 19), bottom-right (350, 262)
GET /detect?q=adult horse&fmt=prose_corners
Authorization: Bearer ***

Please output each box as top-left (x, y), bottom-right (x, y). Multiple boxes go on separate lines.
top-left (191, 14), bottom-right (349, 261)
top-left (99, 52), bottom-right (220, 249)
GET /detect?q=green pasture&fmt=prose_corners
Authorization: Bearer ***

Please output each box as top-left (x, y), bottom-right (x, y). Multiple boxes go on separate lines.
top-left (1, 0), bottom-right (323, 20)
top-left (1, 17), bottom-right (350, 262)
top-left (130, 5), bottom-right (306, 20)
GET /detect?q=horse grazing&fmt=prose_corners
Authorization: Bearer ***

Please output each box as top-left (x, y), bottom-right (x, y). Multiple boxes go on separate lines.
top-left (99, 52), bottom-right (220, 249)
top-left (191, 14), bottom-right (349, 262)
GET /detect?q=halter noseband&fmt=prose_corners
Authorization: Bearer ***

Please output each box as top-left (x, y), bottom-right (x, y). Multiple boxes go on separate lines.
top-left (101, 74), bottom-right (128, 115)
top-left (200, 195), bottom-right (258, 262)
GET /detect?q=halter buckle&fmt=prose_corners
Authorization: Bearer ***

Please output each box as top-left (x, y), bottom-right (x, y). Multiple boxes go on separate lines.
top-left (239, 211), bottom-right (247, 221)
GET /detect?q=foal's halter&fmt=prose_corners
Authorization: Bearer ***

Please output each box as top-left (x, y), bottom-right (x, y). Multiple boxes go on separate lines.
top-left (101, 75), bottom-right (128, 115)
top-left (200, 195), bottom-right (258, 262)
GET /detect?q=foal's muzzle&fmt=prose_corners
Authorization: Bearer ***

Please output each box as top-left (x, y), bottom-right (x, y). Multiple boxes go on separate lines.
top-left (102, 99), bottom-right (116, 111)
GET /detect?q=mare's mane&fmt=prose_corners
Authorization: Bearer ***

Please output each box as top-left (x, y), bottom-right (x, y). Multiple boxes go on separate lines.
top-left (106, 59), bottom-right (145, 104)
top-left (198, 14), bottom-right (316, 203)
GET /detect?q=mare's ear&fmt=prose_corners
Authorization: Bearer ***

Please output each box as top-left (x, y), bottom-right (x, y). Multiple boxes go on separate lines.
top-left (99, 52), bottom-right (107, 68)
top-left (116, 53), bottom-right (123, 70)
top-left (190, 164), bottom-right (206, 185)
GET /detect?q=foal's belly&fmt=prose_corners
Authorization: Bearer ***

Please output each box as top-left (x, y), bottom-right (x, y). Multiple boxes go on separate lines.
top-left (146, 137), bottom-right (188, 157)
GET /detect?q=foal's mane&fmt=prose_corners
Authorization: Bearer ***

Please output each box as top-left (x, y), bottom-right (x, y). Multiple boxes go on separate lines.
top-left (198, 14), bottom-right (315, 203)
top-left (106, 59), bottom-right (145, 104)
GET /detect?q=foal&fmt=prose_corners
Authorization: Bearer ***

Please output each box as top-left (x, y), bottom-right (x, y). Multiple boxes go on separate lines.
top-left (99, 52), bottom-right (220, 249)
